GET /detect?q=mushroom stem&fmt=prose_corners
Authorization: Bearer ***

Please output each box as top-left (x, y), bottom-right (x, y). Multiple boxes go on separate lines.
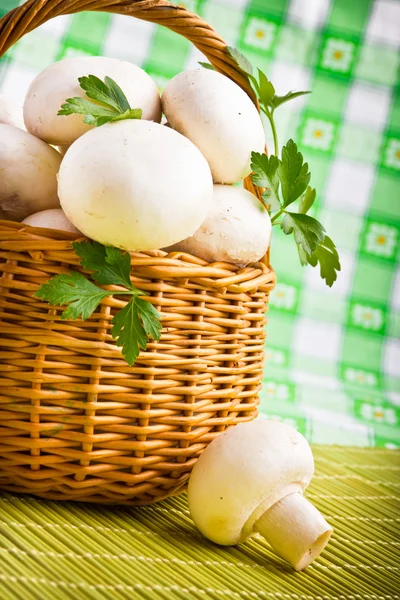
top-left (254, 492), bottom-right (333, 571)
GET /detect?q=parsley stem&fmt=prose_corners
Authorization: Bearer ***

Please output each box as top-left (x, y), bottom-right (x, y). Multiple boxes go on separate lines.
top-left (267, 112), bottom-right (279, 157)
top-left (260, 105), bottom-right (280, 157)
top-left (271, 208), bottom-right (285, 223)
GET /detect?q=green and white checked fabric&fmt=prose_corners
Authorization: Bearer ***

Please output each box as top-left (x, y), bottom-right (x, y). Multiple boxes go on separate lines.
top-left (0, 0), bottom-right (399, 448)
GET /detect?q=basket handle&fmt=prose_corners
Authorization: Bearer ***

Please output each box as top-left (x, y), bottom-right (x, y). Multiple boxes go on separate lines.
top-left (0, 0), bottom-right (256, 103)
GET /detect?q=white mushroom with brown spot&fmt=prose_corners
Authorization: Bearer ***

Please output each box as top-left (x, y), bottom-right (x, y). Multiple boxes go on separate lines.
top-left (58, 119), bottom-right (213, 251)
top-left (22, 209), bottom-right (81, 234)
top-left (23, 56), bottom-right (162, 146)
top-left (0, 124), bottom-right (61, 222)
top-left (165, 184), bottom-right (271, 266)
top-left (188, 420), bottom-right (333, 571)
top-left (162, 68), bottom-right (265, 184)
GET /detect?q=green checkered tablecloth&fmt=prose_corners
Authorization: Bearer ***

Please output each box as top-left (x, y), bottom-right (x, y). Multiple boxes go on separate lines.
top-left (0, 0), bottom-right (399, 448)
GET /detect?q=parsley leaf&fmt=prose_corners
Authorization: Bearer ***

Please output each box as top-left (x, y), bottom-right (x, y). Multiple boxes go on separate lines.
top-left (58, 74), bottom-right (142, 127)
top-left (227, 46), bottom-right (254, 76)
top-left (198, 61), bottom-right (215, 70)
top-left (73, 241), bottom-right (134, 289)
top-left (308, 236), bottom-right (341, 287)
top-left (227, 45), bottom-right (341, 287)
top-left (278, 140), bottom-right (311, 207)
top-left (111, 296), bottom-right (162, 366)
top-left (103, 75), bottom-right (131, 112)
top-left (281, 213), bottom-right (326, 256)
top-left (78, 75), bottom-right (123, 112)
top-left (136, 296), bottom-right (163, 341)
top-left (35, 243), bottom-right (163, 366)
top-left (257, 69), bottom-right (275, 107)
top-left (270, 90), bottom-right (310, 110)
top-left (34, 271), bottom-right (111, 320)
top-left (58, 97), bottom-right (117, 119)
top-left (251, 152), bottom-right (281, 212)
top-left (299, 186), bottom-right (316, 214)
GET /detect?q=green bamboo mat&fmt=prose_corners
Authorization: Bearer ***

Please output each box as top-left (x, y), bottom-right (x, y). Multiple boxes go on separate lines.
top-left (0, 446), bottom-right (399, 599)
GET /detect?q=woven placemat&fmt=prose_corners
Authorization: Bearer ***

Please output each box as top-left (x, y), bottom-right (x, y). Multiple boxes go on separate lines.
top-left (0, 445), bottom-right (399, 599)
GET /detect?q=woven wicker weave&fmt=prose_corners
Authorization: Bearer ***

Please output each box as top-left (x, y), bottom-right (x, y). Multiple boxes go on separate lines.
top-left (0, 0), bottom-right (275, 504)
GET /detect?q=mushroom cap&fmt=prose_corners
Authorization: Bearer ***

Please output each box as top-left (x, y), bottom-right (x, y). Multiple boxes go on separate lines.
top-left (188, 420), bottom-right (314, 546)
top-left (58, 119), bottom-right (213, 251)
top-left (161, 69), bottom-right (265, 184)
top-left (0, 124), bottom-right (61, 222)
top-left (24, 56), bottom-right (162, 146)
top-left (22, 208), bottom-right (81, 234)
top-left (165, 184), bottom-right (271, 266)
top-left (0, 94), bottom-right (24, 129)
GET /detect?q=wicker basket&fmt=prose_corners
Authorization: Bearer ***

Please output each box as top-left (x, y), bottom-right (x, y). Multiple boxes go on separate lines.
top-left (0, 0), bottom-right (275, 504)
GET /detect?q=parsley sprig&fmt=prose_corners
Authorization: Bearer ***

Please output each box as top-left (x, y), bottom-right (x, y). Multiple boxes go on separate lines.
top-left (200, 48), bottom-right (341, 286)
top-left (34, 241), bottom-right (162, 366)
top-left (58, 75), bottom-right (142, 127)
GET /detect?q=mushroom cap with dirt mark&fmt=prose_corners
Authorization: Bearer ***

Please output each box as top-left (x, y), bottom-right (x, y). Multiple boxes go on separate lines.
top-left (165, 184), bottom-right (271, 266)
top-left (0, 124), bottom-right (61, 222)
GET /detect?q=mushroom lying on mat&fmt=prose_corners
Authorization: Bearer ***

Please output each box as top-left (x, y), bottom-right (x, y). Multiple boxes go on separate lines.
top-left (165, 184), bottom-right (271, 266)
top-left (22, 209), bottom-right (81, 233)
top-left (188, 420), bottom-right (332, 571)
top-left (0, 124), bottom-right (61, 221)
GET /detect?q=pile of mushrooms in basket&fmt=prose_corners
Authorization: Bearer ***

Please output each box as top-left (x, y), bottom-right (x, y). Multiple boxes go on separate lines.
top-left (0, 48), bottom-right (340, 570)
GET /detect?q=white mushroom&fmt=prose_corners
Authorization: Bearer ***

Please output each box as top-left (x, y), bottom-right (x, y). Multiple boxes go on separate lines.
top-left (161, 68), bottom-right (265, 183)
top-left (188, 420), bottom-right (333, 571)
top-left (24, 57), bottom-right (162, 146)
top-left (22, 208), bottom-right (81, 234)
top-left (0, 93), bottom-right (24, 129)
top-left (165, 184), bottom-right (271, 266)
top-left (58, 119), bottom-right (213, 251)
top-left (0, 124), bottom-right (61, 222)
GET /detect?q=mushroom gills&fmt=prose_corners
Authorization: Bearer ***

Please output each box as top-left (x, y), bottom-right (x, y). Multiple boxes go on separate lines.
top-left (254, 491), bottom-right (333, 571)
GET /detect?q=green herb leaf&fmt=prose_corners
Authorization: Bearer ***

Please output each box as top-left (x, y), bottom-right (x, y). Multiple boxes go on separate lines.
top-left (297, 244), bottom-right (309, 267)
top-left (136, 296), bottom-right (163, 341)
top-left (110, 108), bottom-right (142, 122)
top-left (58, 75), bottom-right (142, 127)
top-left (308, 235), bottom-right (341, 287)
top-left (198, 61), bottom-right (215, 70)
top-left (281, 212), bottom-right (325, 256)
top-left (111, 296), bottom-right (162, 366)
top-left (226, 47), bottom-right (340, 286)
top-left (58, 97), bottom-right (117, 118)
top-left (35, 241), bottom-right (163, 365)
top-left (227, 46), bottom-right (254, 76)
top-left (104, 75), bottom-right (131, 112)
top-left (34, 271), bottom-right (111, 320)
top-left (270, 90), bottom-right (310, 110)
top-left (73, 241), bottom-right (134, 290)
top-left (278, 139), bottom-right (311, 207)
top-left (251, 152), bottom-right (281, 212)
top-left (82, 114), bottom-right (116, 127)
top-left (78, 75), bottom-right (130, 113)
top-left (299, 186), bottom-right (316, 214)
top-left (257, 69), bottom-right (275, 107)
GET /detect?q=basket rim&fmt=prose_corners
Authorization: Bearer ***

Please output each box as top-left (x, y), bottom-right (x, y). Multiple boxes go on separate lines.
top-left (0, 220), bottom-right (275, 294)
